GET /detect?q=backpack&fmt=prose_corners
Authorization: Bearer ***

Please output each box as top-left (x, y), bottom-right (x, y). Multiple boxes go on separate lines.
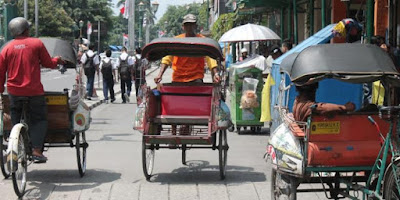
top-left (119, 58), bottom-right (131, 81)
top-left (83, 53), bottom-right (95, 75)
top-left (101, 59), bottom-right (113, 80)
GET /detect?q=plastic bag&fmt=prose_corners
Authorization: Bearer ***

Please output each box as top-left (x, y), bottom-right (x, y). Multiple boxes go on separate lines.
top-left (240, 78), bottom-right (259, 109)
top-left (133, 103), bottom-right (146, 132)
top-left (218, 100), bottom-right (232, 128)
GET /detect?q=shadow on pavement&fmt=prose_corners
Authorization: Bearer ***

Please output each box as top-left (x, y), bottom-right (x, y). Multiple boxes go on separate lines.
top-left (23, 169), bottom-right (121, 199)
top-left (149, 160), bottom-right (266, 183)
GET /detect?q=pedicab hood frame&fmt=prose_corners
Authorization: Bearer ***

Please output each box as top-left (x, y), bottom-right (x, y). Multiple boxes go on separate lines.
top-left (142, 37), bottom-right (224, 62)
top-left (280, 43), bottom-right (400, 86)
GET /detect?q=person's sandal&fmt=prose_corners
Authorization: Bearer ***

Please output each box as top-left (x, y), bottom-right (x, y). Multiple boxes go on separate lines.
top-left (32, 155), bottom-right (48, 163)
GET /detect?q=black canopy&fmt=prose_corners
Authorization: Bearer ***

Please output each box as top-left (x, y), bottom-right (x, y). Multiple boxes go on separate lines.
top-left (39, 37), bottom-right (77, 65)
top-left (142, 37), bottom-right (224, 61)
top-left (281, 43), bottom-right (400, 86)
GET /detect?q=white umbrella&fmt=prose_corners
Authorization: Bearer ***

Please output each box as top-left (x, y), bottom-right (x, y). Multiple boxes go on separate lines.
top-left (219, 23), bottom-right (281, 43)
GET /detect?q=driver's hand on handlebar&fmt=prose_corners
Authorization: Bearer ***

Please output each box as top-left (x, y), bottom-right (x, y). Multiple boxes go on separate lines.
top-left (344, 102), bottom-right (356, 112)
top-left (213, 73), bottom-right (221, 83)
top-left (154, 76), bottom-right (162, 84)
top-left (55, 56), bottom-right (65, 65)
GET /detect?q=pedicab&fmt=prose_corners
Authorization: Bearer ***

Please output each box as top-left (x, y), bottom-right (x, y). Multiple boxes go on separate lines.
top-left (227, 55), bottom-right (266, 134)
top-left (136, 37), bottom-right (229, 180)
top-left (0, 38), bottom-right (90, 198)
top-left (265, 43), bottom-right (400, 199)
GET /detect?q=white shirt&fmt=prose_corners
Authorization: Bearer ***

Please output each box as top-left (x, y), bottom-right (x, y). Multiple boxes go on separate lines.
top-left (99, 57), bottom-right (111, 69)
top-left (80, 50), bottom-right (100, 65)
top-left (264, 55), bottom-right (274, 74)
top-left (117, 52), bottom-right (134, 66)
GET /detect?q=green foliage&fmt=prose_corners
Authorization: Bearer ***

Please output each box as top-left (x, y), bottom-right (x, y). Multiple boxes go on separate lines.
top-left (17, 0), bottom-right (75, 40)
top-left (211, 13), bottom-right (235, 41)
top-left (156, 3), bottom-right (206, 37)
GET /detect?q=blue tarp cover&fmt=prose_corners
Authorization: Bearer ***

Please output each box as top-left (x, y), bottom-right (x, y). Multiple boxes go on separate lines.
top-left (270, 24), bottom-right (363, 131)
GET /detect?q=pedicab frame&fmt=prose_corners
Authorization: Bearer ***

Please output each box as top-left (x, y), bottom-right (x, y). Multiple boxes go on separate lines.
top-left (139, 37), bottom-right (229, 180)
top-left (267, 43), bottom-right (400, 199)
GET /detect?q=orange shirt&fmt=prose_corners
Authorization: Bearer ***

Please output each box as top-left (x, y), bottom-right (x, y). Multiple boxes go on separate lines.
top-left (161, 33), bottom-right (218, 82)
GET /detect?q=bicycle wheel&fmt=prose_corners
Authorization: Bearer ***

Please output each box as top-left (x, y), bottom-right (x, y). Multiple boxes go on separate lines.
top-left (182, 144), bottom-right (187, 165)
top-left (11, 133), bottom-right (27, 198)
top-left (383, 162), bottom-right (400, 200)
top-left (76, 131), bottom-right (87, 177)
top-left (218, 130), bottom-right (228, 180)
top-left (271, 169), bottom-right (297, 200)
top-left (142, 137), bottom-right (154, 180)
top-left (0, 135), bottom-right (10, 178)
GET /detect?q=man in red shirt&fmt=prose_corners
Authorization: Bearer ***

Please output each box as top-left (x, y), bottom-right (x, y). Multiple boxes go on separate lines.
top-left (0, 17), bottom-right (63, 162)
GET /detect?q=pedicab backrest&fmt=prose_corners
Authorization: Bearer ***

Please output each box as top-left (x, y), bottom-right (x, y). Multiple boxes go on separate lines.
top-left (2, 92), bottom-right (72, 143)
top-left (307, 114), bottom-right (390, 167)
top-left (160, 84), bottom-right (214, 116)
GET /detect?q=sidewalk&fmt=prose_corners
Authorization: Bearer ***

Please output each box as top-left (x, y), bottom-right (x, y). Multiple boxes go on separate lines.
top-left (83, 65), bottom-right (160, 109)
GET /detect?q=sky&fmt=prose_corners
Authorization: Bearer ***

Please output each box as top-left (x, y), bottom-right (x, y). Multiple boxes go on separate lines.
top-left (111, 0), bottom-right (203, 22)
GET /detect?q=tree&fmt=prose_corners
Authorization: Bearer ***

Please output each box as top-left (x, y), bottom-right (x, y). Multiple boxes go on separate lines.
top-left (156, 3), bottom-right (206, 37)
top-left (17, 0), bottom-right (75, 39)
top-left (211, 13), bottom-right (235, 41)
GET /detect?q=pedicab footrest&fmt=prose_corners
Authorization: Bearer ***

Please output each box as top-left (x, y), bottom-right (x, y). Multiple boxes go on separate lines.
top-left (153, 115), bottom-right (209, 125)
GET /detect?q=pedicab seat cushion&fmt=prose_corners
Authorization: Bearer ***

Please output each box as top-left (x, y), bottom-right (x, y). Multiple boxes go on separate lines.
top-left (307, 114), bottom-right (390, 167)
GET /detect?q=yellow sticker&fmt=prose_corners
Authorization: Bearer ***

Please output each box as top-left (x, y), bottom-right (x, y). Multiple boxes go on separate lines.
top-left (45, 96), bottom-right (67, 105)
top-left (310, 121), bottom-right (340, 134)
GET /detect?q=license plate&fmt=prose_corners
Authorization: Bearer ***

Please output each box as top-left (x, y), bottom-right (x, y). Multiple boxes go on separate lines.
top-left (45, 95), bottom-right (67, 105)
top-left (310, 121), bottom-right (340, 134)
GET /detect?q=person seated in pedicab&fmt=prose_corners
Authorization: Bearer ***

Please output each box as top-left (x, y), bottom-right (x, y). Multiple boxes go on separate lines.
top-left (292, 82), bottom-right (356, 122)
top-left (153, 14), bottom-right (220, 136)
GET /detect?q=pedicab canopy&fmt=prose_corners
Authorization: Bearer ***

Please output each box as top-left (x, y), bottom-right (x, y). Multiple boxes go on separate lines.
top-left (142, 37), bottom-right (224, 62)
top-left (281, 43), bottom-right (400, 86)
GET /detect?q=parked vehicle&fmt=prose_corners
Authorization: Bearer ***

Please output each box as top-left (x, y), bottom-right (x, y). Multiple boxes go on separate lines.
top-left (266, 43), bottom-right (400, 199)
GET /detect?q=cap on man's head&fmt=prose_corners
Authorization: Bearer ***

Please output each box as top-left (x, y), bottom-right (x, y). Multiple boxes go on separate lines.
top-left (182, 14), bottom-right (197, 24)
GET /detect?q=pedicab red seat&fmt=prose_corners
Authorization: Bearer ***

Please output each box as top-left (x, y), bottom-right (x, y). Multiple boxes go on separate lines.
top-left (305, 114), bottom-right (390, 167)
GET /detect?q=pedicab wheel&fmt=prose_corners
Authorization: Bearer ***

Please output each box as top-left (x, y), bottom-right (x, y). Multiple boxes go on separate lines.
top-left (142, 137), bottom-right (154, 180)
top-left (11, 133), bottom-right (27, 198)
top-left (182, 144), bottom-right (187, 165)
top-left (218, 130), bottom-right (228, 180)
top-left (383, 162), bottom-right (400, 200)
top-left (271, 169), bottom-right (297, 200)
top-left (250, 127), bottom-right (256, 132)
top-left (0, 135), bottom-right (10, 178)
top-left (76, 131), bottom-right (87, 177)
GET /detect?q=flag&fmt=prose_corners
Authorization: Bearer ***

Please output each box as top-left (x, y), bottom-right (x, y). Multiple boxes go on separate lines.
top-left (120, 6), bottom-right (125, 15)
top-left (123, 33), bottom-right (128, 46)
top-left (87, 22), bottom-right (92, 35)
top-left (123, 0), bottom-right (129, 19)
top-left (158, 30), bottom-right (165, 38)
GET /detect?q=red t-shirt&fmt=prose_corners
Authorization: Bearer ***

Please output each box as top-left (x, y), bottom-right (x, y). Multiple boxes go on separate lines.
top-left (0, 37), bottom-right (58, 96)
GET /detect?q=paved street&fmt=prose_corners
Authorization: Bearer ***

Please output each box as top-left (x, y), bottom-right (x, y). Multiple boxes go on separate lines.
top-left (0, 67), bottom-right (325, 200)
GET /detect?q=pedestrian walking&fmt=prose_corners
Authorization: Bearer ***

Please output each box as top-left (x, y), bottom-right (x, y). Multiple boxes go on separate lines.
top-left (81, 44), bottom-right (100, 100)
top-left (133, 47), bottom-right (149, 103)
top-left (118, 46), bottom-right (134, 103)
top-left (100, 50), bottom-right (115, 103)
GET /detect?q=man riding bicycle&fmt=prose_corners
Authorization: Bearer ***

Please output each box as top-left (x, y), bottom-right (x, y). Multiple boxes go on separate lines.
top-left (0, 17), bottom-right (64, 162)
top-left (154, 14), bottom-right (220, 84)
